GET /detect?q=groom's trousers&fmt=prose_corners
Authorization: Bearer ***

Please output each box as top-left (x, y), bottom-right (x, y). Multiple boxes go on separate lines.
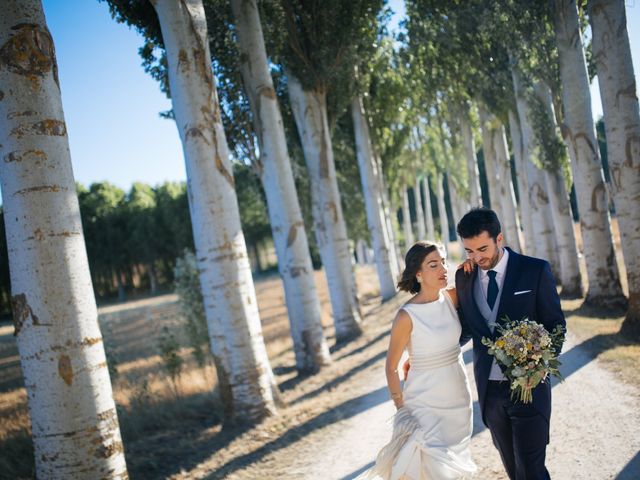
top-left (485, 381), bottom-right (551, 480)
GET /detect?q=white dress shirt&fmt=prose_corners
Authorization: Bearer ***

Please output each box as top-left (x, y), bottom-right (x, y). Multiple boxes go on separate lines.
top-left (479, 248), bottom-right (509, 380)
top-left (479, 247), bottom-right (509, 303)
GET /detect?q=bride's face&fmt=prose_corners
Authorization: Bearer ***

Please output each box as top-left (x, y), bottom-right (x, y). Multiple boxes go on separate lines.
top-left (416, 249), bottom-right (448, 291)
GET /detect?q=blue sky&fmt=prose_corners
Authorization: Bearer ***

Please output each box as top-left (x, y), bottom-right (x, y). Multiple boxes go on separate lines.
top-left (31, 0), bottom-right (640, 191)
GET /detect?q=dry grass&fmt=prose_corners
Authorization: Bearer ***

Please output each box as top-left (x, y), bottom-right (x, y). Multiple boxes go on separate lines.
top-left (0, 266), bottom-right (384, 479)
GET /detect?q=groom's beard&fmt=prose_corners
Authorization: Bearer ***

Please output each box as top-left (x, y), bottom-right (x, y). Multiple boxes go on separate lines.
top-left (479, 247), bottom-right (502, 270)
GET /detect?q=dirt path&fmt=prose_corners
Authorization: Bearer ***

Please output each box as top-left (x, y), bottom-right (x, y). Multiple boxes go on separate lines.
top-left (286, 330), bottom-right (640, 479)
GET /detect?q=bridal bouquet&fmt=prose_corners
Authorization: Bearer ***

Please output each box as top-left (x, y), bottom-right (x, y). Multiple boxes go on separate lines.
top-left (482, 318), bottom-right (565, 403)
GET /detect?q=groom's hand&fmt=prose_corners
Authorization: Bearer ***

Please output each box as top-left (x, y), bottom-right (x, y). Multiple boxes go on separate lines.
top-left (402, 359), bottom-right (411, 378)
top-left (457, 259), bottom-right (476, 275)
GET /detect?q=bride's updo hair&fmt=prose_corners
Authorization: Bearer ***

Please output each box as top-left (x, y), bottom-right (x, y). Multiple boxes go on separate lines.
top-left (397, 241), bottom-right (444, 294)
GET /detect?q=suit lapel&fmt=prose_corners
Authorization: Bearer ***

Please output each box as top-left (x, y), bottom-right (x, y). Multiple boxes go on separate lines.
top-left (464, 268), bottom-right (493, 339)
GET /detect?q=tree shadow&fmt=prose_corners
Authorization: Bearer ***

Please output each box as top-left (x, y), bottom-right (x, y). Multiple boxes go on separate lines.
top-left (341, 461), bottom-right (374, 480)
top-left (289, 350), bottom-right (387, 405)
top-left (333, 330), bottom-right (388, 361)
top-left (201, 386), bottom-right (389, 480)
top-left (561, 301), bottom-right (626, 319)
top-left (615, 450), bottom-right (640, 480)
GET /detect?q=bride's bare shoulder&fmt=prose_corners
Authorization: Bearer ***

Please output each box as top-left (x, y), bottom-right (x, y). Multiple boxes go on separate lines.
top-left (444, 287), bottom-right (458, 308)
top-left (392, 307), bottom-right (412, 329)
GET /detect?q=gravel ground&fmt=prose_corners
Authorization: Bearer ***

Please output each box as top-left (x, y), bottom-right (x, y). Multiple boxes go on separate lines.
top-left (290, 330), bottom-right (640, 480)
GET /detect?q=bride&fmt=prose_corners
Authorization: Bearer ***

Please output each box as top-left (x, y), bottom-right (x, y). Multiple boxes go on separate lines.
top-left (359, 241), bottom-right (476, 480)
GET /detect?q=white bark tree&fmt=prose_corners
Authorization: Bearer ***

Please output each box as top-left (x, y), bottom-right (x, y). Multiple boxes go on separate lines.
top-left (446, 173), bottom-right (463, 225)
top-left (414, 176), bottom-right (427, 239)
top-left (402, 186), bottom-right (415, 248)
top-left (422, 176), bottom-right (436, 241)
top-left (230, 0), bottom-right (331, 371)
top-left (511, 68), bottom-right (559, 272)
top-left (590, 0), bottom-right (640, 334)
top-left (478, 105), bottom-right (506, 223)
top-left (508, 110), bottom-right (536, 255)
top-left (460, 103), bottom-right (483, 207)
top-left (533, 82), bottom-right (583, 296)
top-left (351, 96), bottom-right (398, 300)
top-left (287, 74), bottom-right (363, 340)
top-left (492, 122), bottom-right (523, 252)
top-left (0, 2), bottom-right (128, 478)
top-left (152, 0), bottom-right (278, 419)
top-left (376, 153), bottom-right (403, 272)
top-left (435, 172), bottom-right (450, 252)
top-left (554, 0), bottom-right (626, 307)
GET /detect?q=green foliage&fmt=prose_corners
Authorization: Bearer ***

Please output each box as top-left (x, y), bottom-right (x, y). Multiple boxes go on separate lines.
top-left (174, 249), bottom-right (210, 368)
top-left (280, 0), bottom-right (385, 114)
top-left (158, 325), bottom-right (184, 391)
top-left (74, 175), bottom-right (271, 301)
top-left (527, 91), bottom-right (568, 173)
top-left (232, 163), bottom-right (272, 245)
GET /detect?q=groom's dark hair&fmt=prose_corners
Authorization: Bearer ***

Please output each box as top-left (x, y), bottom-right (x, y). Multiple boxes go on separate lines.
top-left (456, 207), bottom-right (501, 240)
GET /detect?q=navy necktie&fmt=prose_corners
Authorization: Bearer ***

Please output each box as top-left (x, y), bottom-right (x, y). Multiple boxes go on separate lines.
top-left (487, 270), bottom-right (499, 310)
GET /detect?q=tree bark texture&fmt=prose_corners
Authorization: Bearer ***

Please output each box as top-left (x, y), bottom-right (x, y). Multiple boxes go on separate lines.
top-left (287, 74), bottom-right (363, 340)
top-left (351, 96), bottom-right (398, 300)
top-left (231, 0), bottom-right (331, 370)
top-left (153, 0), bottom-right (279, 420)
top-left (554, 0), bottom-right (626, 308)
top-left (0, 2), bottom-right (128, 477)
top-left (590, 0), bottom-right (640, 332)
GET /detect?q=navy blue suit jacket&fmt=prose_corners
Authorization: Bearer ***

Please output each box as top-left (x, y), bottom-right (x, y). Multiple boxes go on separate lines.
top-left (456, 248), bottom-right (566, 426)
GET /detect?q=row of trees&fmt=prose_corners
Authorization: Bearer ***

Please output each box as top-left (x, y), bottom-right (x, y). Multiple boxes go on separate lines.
top-left (1, 0), bottom-right (638, 477)
top-left (396, 0), bottom-right (638, 326)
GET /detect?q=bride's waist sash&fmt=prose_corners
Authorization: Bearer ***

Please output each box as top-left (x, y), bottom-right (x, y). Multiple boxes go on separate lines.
top-left (410, 345), bottom-right (461, 371)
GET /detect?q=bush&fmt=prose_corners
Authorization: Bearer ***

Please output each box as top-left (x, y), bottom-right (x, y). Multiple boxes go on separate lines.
top-left (173, 249), bottom-right (210, 367)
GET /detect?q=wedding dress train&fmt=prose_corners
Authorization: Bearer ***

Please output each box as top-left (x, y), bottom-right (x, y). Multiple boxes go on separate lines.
top-left (360, 291), bottom-right (476, 480)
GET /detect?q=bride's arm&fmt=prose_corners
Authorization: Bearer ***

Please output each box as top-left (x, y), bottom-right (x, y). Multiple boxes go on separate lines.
top-left (445, 287), bottom-right (459, 308)
top-left (385, 310), bottom-right (412, 409)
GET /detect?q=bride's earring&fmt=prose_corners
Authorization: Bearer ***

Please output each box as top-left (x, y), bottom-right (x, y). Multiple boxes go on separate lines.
top-left (417, 277), bottom-right (422, 283)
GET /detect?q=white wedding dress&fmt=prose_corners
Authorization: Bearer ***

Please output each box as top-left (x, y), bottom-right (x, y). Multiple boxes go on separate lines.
top-left (359, 291), bottom-right (476, 480)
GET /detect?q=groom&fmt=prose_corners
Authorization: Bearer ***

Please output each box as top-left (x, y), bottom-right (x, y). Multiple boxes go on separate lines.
top-left (455, 207), bottom-right (565, 480)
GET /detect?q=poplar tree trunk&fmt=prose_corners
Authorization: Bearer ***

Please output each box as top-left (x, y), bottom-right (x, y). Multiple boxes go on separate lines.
top-left (534, 82), bottom-right (583, 296)
top-left (508, 110), bottom-right (536, 255)
top-left (435, 173), bottom-right (450, 251)
top-left (287, 74), bottom-right (363, 340)
top-left (231, 0), bottom-right (330, 370)
top-left (478, 106), bottom-right (506, 223)
top-left (446, 173), bottom-right (463, 225)
top-left (377, 154), bottom-right (403, 272)
top-left (423, 176), bottom-right (436, 241)
top-left (460, 104), bottom-right (482, 207)
top-left (414, 177), bottom-right (427, 239)
top-left (0, 2), bottom-right (128, 477)
top-left (402, 187), bottom-right (415, 248)
top-left (590, 0), bottom-right (640, 335)
top-left (554, 0), bottom-right (626, 308)
top-left (511, 68), bottom-right (559, 272)
top-left (153, 0), bottom-right (278, 420)
top-left (351, 96), bottom-right (397, 300)
top-left (492, 122), bottom-right (523, 252)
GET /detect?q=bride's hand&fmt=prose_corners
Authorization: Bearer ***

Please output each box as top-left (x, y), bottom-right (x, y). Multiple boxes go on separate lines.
top-left (457, 259), bottom-right (476, 275)
top-left (402, 359), bottom-right (411, 379)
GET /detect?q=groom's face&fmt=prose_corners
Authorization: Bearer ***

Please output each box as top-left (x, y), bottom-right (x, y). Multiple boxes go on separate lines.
top-left (461, 231), bottom-right (503, 270)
